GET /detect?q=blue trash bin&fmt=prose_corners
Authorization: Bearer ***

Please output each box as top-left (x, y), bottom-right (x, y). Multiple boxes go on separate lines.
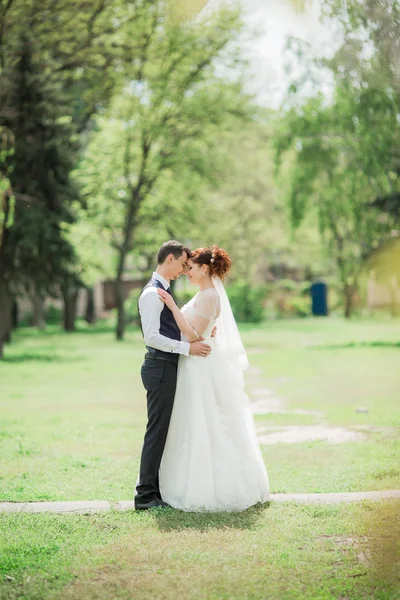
top-left (311, 281), bottom-right (328, 316)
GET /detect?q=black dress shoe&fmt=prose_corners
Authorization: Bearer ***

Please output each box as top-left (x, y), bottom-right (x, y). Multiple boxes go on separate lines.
top-left (134, 498), bottom-right (171, 510)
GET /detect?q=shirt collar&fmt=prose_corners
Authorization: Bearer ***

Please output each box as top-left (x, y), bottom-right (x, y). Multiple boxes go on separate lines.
top-left (152, 272), bottom-right (170, 290)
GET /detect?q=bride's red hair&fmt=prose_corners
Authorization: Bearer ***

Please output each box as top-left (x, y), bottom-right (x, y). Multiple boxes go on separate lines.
top-left (190, 245), bottom-right (232, 279)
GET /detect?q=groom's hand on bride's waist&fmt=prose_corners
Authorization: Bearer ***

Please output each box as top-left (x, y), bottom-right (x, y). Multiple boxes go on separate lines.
top-left (189, 338), bottom-right (211, 357)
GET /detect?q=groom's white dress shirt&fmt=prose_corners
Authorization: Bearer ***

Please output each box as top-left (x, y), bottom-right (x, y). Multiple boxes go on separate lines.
top-left (139, 272), bottom-right (190, 356)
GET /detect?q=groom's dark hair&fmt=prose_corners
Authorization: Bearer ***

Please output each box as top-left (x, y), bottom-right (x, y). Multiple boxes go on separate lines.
top-left (157, 240), bottom-right (191, 264)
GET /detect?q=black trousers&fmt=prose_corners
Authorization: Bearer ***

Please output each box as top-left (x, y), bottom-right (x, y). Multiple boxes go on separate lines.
top-left (135, 355), bottom-right (178, 504)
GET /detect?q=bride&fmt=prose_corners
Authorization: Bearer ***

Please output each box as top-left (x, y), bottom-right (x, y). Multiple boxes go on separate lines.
top-left (156, 245), bottom-right (269, 512)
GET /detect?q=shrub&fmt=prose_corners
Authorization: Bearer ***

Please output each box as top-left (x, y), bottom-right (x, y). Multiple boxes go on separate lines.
top-left (286, 296), bottom-right (311, 318)
top-left (45, 304), bottom-right (62, 325)
top-left (18, 312), bottom-right (33, 327)
top-left (267, 280), bottom-right (313, 319)
top-left (226, 281), bottom-right (267, 323)
top-left (275, 278), bottom-right (299, 293)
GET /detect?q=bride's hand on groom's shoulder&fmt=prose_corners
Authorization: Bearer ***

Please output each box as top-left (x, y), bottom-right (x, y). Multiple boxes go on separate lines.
top-left (157, 288), bottom-right (176, 310)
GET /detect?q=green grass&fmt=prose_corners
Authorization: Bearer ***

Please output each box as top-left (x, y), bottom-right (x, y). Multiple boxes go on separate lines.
top-left (0, 502), bottom-right (399, 599)
top-left (246, 318), bottom-right (400, 494)
top-left (0, 317), bottom-right (399, 599)
top-left (0, 326), bottom-right (145, 502)
top-left (0, 318), bottom-right (399, 501)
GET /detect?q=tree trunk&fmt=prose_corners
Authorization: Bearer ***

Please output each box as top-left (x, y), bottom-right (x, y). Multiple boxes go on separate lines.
top-left (114, 141), bottom-right (155, 340)
top-left (115, 272), bottom-right (125, 341)
top-left (114, 175), bottom-right (150, 340)
top-left (12, 300), bottom-right (18, 329)
top-left (0, 276), bottom-right (11, 359)
top-left (31, 291), bottom-right (45, 330)
top-left (61, 278), bottom-right (78, 332)
top-left (344, 283), bottom-right (355, 319)
top-left (85, 287), bottom-right (96, 324)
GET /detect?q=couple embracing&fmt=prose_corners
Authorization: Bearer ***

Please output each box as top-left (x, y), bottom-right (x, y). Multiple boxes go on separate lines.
top-left (135, 240), bottom-right (270, 512)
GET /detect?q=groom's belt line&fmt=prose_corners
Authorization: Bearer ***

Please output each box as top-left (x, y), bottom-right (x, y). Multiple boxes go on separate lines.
top-left (144, 350), bottom-right (178, 363)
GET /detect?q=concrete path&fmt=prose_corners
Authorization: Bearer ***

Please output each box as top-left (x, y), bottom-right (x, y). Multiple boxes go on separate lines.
top-left (1, 491), bottom-right (399, 513)
top-left (0, 500), bottom-right (111, 514)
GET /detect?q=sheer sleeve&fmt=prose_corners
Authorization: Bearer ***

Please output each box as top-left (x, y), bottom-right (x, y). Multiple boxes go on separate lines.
top-left (185, 289), bottom-right (220, 337)
top-left (193, 289), bottom-right (220, 321)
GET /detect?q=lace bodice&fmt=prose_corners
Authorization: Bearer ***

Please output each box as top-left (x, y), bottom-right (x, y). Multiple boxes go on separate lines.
top-left (181, 287), bottom-right (220, 340)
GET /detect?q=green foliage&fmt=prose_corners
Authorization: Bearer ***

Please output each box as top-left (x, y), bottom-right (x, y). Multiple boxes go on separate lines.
top-left (7, 0), bottom-right (399, 342)
top-left (323, 0), bottom-right (400, 95)
top-left (165, 115), bottom-right (328, 287)
top-left (284, 296), bottom-right (310, 318)
top-left (276, 23), bottom-right (400, 317)
top-left (0, 0), bottom-right (138, 347)
top-left (321, 0), bottom-right (400, 227)
top-left (264, 280), bottom-right (312, 319)
top-left (226, 281), bottom-right (267, 323)
top-left (125, 288), bottom-right (142, 324)
top-left (74, 2), bottom-right (252, 339)
top-left (0, 127), bottom-right (14, 236)
top-left (275, 279), bottom-right (299, 293)
top-left (45, 305), bottom-right (63, 326)
top-left (173, 288), bottom-right (194, 309)
top-left (6, 34), bottom-right (78, 293)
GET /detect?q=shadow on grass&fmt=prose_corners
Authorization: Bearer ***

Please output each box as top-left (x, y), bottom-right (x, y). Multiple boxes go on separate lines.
top-left (310, 341), bottom-right (400, 350)
top-left (2, 352), bottom-right (83, 363)
top-left (152, 502), bottom-right (270, 532)
top-left (75, 323), bottom-right (141, 336)
top-left (13, 323), bottom-right (140, 338)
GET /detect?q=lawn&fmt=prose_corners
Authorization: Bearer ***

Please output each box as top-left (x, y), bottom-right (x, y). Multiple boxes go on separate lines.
top-left (0, 317), bottom-right (399, 599)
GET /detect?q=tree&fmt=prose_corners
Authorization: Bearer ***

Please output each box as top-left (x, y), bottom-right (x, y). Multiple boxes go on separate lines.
top-left (322, 0), bottom-right (400, 216)
top-left (0, 124), bottom-right (14, 356)
top-left (0, 0), bottom-right (139, 353)
top-left (6, 34), bottom-right (80, 327)
top-left (276, 82), bottom-right (398, 317)
top-left (276, 0), bottom-right (400, 317)
top-left (323, 0), bottom-right (400, 93)
top-left (191, 113), bottom-right (327, 285)
top-left (77, 2), bottom-right (251, 340)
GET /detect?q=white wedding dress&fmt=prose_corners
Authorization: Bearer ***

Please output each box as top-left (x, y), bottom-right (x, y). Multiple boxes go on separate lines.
top-left (159, 281), bottom-right (270, 512)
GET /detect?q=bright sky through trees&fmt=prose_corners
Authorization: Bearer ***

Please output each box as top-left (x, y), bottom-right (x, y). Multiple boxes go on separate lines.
top-left (207, 0), bottom-right (338, 106)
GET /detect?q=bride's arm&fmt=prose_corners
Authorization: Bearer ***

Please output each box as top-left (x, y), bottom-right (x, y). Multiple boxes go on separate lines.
top-left (157, 289), bottom-right (199, 342)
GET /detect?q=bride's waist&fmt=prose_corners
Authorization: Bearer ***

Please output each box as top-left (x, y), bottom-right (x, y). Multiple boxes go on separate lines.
top-left (182, 336), bottom-right (215, 357)
top-left (197, 336), bottom-right (215, 345)
top-left (182, 335), bottom-right (214, 344)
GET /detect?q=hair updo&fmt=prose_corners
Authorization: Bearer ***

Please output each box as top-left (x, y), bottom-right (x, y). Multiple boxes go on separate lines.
top-left (190, 245), bottom-right (232, 279)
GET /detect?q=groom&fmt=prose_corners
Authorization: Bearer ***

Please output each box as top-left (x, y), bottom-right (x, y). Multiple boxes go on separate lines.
top-left (135, 240), bottom-right (212, 510)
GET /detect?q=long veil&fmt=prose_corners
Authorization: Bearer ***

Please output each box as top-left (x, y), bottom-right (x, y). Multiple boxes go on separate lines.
top-left (213, 276), bottom-right (249, 374)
